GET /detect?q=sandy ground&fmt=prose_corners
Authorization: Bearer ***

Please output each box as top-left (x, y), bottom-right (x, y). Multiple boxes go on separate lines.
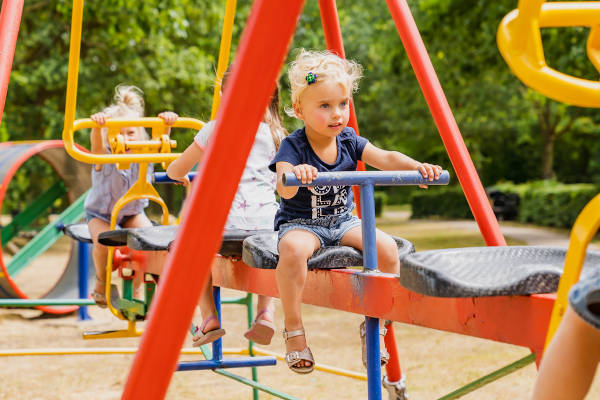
top-left (1, 213), bottom-right (600, 400)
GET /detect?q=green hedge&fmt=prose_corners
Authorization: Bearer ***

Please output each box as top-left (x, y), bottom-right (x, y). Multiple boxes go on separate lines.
top-left (410, 186), bottom-right (473, 219)
top-left (518, 182), bottom-right (598, 228)
top-left (413, 181), bottom-right (599, 229)
top-left (374, 191), bottom-right (388, 217)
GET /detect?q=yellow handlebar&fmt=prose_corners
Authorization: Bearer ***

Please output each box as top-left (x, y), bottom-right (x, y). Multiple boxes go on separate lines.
top-left (62, 117), bottom-right (204, 165)
top-left (498, 0), bottom-right (600, 107)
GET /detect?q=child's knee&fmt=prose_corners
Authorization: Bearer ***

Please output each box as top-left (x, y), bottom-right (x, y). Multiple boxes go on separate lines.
top-left (377, 236), bottom-right (399, 273)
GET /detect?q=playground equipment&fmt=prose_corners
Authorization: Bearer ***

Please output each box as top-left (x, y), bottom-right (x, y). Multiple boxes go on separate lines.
top-left (124, 1), bottom-right (600, 399)
top-left (498, 0), bottom-right (600, 107)
top-left (0, 140), bottom-right (95, 315)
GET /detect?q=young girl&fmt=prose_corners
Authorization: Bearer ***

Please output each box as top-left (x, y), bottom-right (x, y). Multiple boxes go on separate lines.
top-left (85, 84), bottom-right (178, 307)
top-left (270, 49), bottom-right (442, 374)
top-left (166, 68), bottom-right (286, 347)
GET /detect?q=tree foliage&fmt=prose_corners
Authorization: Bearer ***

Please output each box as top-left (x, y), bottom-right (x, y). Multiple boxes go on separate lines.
top-left (3, 0), bottom-right (599, 196)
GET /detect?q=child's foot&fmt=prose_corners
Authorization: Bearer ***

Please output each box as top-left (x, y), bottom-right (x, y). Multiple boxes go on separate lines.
top-left (244, 308), bottom-right (276, 345)
top-left (359, 321), bottom-right (390, 368)
top-left (90, 277), bottom-right (107, 308)
top-left (192, 315), bottom-right (226, 347)
top-left (283, 327), bottom-right (314, 374)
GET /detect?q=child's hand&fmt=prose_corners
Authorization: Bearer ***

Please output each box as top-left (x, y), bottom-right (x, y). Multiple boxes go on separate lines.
top-left (292, 164), bottom-right (318, 184)
top-left (416, 162), bottom-right (443, 189)
top-left (158, 111), bottom-right (178, 126)
top-left (90, 112), bottom-right (107, 126)
top-left (166, 171), bottom-right (189, 187)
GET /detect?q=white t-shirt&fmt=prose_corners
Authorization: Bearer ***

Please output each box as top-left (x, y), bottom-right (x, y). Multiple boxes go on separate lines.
top-left (194, 120), bottom-right (280, 231)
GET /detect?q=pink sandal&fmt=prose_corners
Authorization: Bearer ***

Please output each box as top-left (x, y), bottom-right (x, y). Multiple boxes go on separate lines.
top-left (192, 315), bottom-right (226, 347)
top-left (244, 309), bottom-right (276, 345)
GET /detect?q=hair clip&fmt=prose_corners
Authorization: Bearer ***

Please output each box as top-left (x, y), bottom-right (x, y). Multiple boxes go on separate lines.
top-left (306, 72), bottom-right (317, 85)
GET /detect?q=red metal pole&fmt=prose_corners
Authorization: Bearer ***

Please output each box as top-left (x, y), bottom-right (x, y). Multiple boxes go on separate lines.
top-left (0, 0), bottom-right (24, 127)
top-left (122, 1), bottom-right (305, 398)
top-left (318, 0), bottom-right (366, 216)
top-left (385, 0), bottom-right (506, 246)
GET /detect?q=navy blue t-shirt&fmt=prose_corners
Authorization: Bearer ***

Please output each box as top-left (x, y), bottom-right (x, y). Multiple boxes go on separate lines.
top-left (269, 127), bottom-right (368, 230)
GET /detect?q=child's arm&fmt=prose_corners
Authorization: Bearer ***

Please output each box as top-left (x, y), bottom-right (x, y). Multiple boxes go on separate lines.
top-left (166, 142), bottom-right (203, 187)
top-left (361, 143), bottom-right (442, 184)
top-left (158, 111), bottom-right (178, 135)
top-left (90, 113), bottom-right (108, 171)
top-left (275, 161), bottom-right (318, 199)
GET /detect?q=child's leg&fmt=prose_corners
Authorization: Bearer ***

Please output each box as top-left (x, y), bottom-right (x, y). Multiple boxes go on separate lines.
top-left (533, 307), bottom-right (600, 400)
top-left (276, 229), bottom-right (321, 366)
top-left (197, 271), bottom-right (220, 333)
top-left (340, 226), bottom-right (399, 274)
top-left (87, 218), bottom-right (111, 295)
top-left (340, 226), bottom-right (399, 366)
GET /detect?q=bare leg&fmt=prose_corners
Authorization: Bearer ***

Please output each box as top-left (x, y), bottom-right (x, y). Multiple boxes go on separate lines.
top-left (256, 295), bottom-right (275, 320)
top-left (533, 307), bottom-right (600, 400)
top-left (88, 218), bottom-right (111, 295)
top-left (340, 226), bottom-right (399, 274)
top-left (276, 229), bottom-right (320, 368)
top-left (196, 260), bottom-right (220, 333)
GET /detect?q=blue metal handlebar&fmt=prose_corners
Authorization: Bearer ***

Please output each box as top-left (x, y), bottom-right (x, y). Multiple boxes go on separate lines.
top-left (282, 170), bottom-right (450, 187)
top-left (153, 172), bottom-right (197, 184)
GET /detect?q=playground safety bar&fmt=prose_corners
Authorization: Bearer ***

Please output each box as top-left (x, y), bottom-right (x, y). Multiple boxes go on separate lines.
top-left (63, 117), bottom-right (204, 165)
top-left (153, 172), bottom-right (197, 183)
top-left (283, 169), bottom-right (449, 400)
top-left (282, 170), bottom-right (450, 187)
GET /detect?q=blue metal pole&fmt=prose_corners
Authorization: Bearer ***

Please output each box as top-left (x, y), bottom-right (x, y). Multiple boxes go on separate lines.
top-left (77, 241), bottom-right (91, 320)
top-left (153, 172), bottom-right (197, 184)
top-left (360, 183), bottom-right (382, 400)
top-left (177, 357), bottom-right (277, 371)
top-left (365, 316), bottom-right (382, 399)
top-left (212, 286), bottom-right (223, 362)
top-left (282, 170), bottom-right (449, 187)
top-left (359, 183), bottom-right (378, 272)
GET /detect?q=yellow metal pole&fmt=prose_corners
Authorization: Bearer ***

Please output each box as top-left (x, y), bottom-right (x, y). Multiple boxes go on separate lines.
top-left (62, 0), bottom-right (84, 136)
top-left (210, 0), bottom-right (237, 119)
top-left (544, 194), bottom-right (600, 349)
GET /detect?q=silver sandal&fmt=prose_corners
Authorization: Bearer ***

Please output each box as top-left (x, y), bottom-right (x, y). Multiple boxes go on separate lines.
top-left (360, 320), bottom-right (390, 368)
top-left (283, 328), bottom-right (315, 374)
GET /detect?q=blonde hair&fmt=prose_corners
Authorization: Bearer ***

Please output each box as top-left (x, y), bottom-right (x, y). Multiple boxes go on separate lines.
top-left (287, 49), bottom-right (363, 117)
top-left (101, 84), bottom-right (147, 143)
top-left (221, 66), bottom-right (287, 149)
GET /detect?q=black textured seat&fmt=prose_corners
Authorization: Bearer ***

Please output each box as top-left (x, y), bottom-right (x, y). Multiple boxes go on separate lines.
top-left (242, 232), bottom-right (415, 270)
top-left (98, 229), bottom-right (131, 246)
top-left (125, 225), bottom-right (272, 257)
top-left (63, 223), bottom-right (92, 243)
top-left (400, 246), bottom-right (600, 298)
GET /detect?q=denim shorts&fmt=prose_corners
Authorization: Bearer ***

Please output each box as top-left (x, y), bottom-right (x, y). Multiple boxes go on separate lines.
top-left (85, 211), bottom-right (138, 227)
top-left (569, 273), bottom-right (600, 330)
top-left (277, 212), bottom-right (361, 247)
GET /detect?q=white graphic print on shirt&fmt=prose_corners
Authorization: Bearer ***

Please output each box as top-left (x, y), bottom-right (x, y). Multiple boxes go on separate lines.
top-left (310, 185), bottom-right (348, 218)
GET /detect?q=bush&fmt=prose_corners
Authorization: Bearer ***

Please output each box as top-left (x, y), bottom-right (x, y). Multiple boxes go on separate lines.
top-left (410, 186), bottom-right (473, 219)
top-left (374, 191), bottom-right (388, 217)
top-left (518, 182), bottom-right (599, 228)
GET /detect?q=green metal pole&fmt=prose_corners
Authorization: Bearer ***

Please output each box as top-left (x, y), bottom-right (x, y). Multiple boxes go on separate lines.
top-left (437, 353), bottom-right (536, 400)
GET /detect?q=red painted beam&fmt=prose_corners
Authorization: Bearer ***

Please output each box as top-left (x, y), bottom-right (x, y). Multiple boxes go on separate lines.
top-left (0, 0), bottom-right (24, 126)
top-left (122, 1), bottom-right (306, 398)
top-left (317, 0), bottom-right (366, 212)
top-left (384, 0), bottom-right (506, 247)
top-left (213, 260), bottom-right (555, 355)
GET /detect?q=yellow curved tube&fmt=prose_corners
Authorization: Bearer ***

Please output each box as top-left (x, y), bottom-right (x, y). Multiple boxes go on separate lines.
top-left (498, 1), bottom-right (600, 107)
top-left (544, 194), bottom-right (600, 349)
